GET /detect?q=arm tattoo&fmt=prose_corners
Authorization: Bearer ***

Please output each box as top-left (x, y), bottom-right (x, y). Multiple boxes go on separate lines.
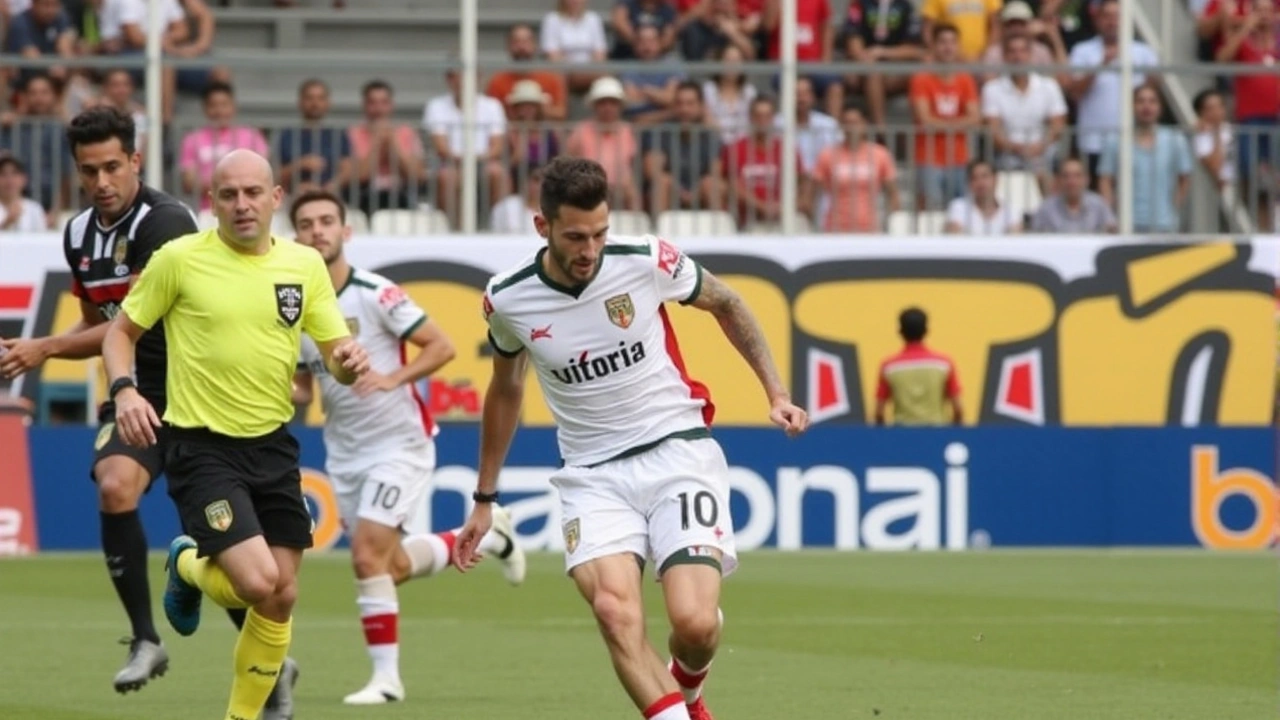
top-left (694, 273), bottom-right (789, 402)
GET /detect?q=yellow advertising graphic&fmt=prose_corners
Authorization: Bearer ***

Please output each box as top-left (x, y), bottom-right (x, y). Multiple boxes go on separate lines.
top-left (9, 242), bottom-right (1277, 427)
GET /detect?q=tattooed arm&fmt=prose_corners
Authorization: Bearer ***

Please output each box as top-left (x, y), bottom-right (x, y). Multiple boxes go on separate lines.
top-left (688, 270), bottom-right (808, 435)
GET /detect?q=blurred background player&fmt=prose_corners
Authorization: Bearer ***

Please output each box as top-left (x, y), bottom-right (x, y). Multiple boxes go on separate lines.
top-left (874, 307), bottom-right (963, 426)
top-left (289, 189), bottom-right (527, 705)
top-left (455, 157), bottom-right (808, 720)
top-left (102, 149), bottom-right (369, 720)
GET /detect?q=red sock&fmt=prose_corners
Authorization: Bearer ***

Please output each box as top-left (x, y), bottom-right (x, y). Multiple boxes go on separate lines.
top-left (437, 530), bottom-right (457, 562)
top-left (643, 692), bottom-right (688, 719)
top-left (362, 612), bottom-right (397, 645)
top-left (669, 659), bottom-right (708, 703)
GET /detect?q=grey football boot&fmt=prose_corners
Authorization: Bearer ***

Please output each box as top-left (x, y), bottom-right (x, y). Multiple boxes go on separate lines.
top-left (113, 637), bottom-right (169, 693)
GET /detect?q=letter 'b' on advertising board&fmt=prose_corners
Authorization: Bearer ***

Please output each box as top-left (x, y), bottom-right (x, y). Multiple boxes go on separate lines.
top-left (1191, 445), bottom-right (1277, 550)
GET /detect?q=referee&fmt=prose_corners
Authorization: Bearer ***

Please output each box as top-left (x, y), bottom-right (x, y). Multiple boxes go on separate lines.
top-left (103, 149), bottom-right (369, 720)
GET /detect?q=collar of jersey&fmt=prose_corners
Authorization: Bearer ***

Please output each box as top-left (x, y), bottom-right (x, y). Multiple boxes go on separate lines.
top-left (535, 247), bottom-right (600, 299)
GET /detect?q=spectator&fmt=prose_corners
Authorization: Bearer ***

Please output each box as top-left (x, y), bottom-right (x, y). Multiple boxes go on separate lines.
top-left (0, 156), bottom-right (49, 231)
top-left (642, 80), bottom-right (723, 214)
top-left (979, 1), bottom-right (1066, 82)
top-left (541, 0), bottom-right (608, 93)
top-left (678, 0), bottom-right (756, 62)
top-left (1197, 0), bottom-right (1250, 56)
top-left (874, 307), bottom-right (963, 426)
top-left (424, 65), bottom-right (509, 227)
top-left (621, 24), bottom-right (685, 124)
top-left (505, 79), bottom-right (561, 188)
top-left (945, 159), bottom-right (1023, 234)
top-left (567, 77), bottom-right (641, 210)
top-left (94, 0), bottom-right (183, 56)
top-left (4, 0), bottom-right (76, 89)
top-left (921, 0), bottom-right (1001, 60)
top-left (491, 163), bottom-right (543, 234)
top-left (701, 43), bottom-right (756, 143)
top-left (1037, 0), bottom-right (1098, 51)
top-left (981, 33), bottom-right (1067, 192)
top-left (721, 95), bottom-right (810, 227)
top-left (908, 23), bottom-right (980, 210)
top-left (348, 79), bottom-right (425, 217)
top-left (275, 79), bottom-right (353, 196)
top-left (486, 24), bottom-right (568, 121)
top-left (762, 0), bottom-right (842, 118)
top-left (774, 75), bottom-right (839, 174)
top-left (1066, 0), bottom-right (1157, 185)
top-left (178, 81), bottom-right (268, 211)
top-left (841, 0), bottom-right (925, 127)
top-left (1216, 0), bottom-right (1278, 231)
top-left (94, 69), bottom-right (146, 158)
top-left (610, 0), bottom-right (677, 59)
top-left (1192, 88), bottom-right (1234, 190)
top-left (813, 105), bottom-right (898, 233)
top-left (1030, 155), bottom-right (1117, 232)
top-left (1097, 86), bottom-right (1192, 234)
top-left (0, 74), bottom-right (70, 212)
top-left (160, 0), bottom-right (231, 116)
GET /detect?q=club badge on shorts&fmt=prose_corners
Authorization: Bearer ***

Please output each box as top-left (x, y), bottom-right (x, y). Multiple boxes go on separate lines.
top-left (563, 517), bottom-right (581, 554)
top-left (274, 284), bottom-right (303, 327)
top-left (205, 500), bottom-right (234, 532)
top-left (94, 423), bottom-right (115, 451)
top-left (604, 293), bottom-right (635, 329)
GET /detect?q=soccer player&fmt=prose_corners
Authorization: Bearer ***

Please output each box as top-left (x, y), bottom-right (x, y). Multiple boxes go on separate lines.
top-left (454, 156), bottom-right (808, 720)
top-left (0, 108), bottom-right (299, 701)
top-left (102, 149), bottom-right (370, 720)
top-left (288, 189), bottom-right (528, 705)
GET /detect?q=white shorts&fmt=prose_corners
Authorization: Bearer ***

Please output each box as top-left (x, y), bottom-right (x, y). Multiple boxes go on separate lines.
top-left (330, 443), bottom-right (435, 534)
top-left (550, 436), bottom-right (738, 578)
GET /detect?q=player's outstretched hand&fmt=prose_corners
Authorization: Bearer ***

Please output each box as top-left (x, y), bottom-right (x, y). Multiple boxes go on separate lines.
top-left (452, 502), bottom-right (494, 574)
top-left (770, 398), bottom-right (809, 437)
top-left (333, 339), bottom-right (371, 376)
top-left (115, 388), bottom-right (162, 448)
top-left (0, 337), bottom-right (51, 379)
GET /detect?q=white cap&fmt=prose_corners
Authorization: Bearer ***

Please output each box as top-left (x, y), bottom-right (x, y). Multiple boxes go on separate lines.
top-left (586, 76), bottom-right (626, 104)
top-left (1001, 1), bottom-right (1034, 22)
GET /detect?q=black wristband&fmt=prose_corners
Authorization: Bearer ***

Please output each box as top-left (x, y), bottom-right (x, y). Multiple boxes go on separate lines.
top-left (109, 377), bottom-right (136, 400)
top-left (472, 490), bottom-right (500, 504)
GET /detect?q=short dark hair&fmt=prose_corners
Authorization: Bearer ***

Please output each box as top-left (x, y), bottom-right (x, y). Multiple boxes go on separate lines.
top-left (932, 22), bottom-right (960, 40)
top-left (674, 80), bottom-right (703, 101)
top-left (290, 188), bottom-right (348, 227)
top-left (966, 158), bottom-right (993, 180)
top-left (750, 95), bottom-right (777, 114)
top-left (0, 155), bottom-right (25, 174)
top-left (202, 81), bottom-right (234, 102)
top-left (298, 78), bottom-right (328, 96)
top-left (539, 157), bottom-right (609, 221)
top-left (66, 106), bottom-right (137, 156)
top-left (899, 307), bottom-right (928, 342)
top-left (363, 79), bottom-right (393, 99)
top-left (22, 72), bottom-right (58, 95)
top-left (1193, 88), bottom-right (1221, 115)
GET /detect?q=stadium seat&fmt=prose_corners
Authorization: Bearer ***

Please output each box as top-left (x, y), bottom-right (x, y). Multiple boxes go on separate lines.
top-left (745, 213), bottom-right (814, 235)
top-left (370, 208), bottom-right (452, 236)
top-left (609, 211), bottom-right (653, 236)
top-left (656, 210), bottom-right (737, 237)
top-left (998, 171), bottom-right (1043, 213)
top-left (54, 209), bottom-right (79, 230)
top-left (196, 210), bottom-right (216, 230)
top-left (888, 210), bottom-right (948, 236)
top-left (271, 210), bottom-right (295, 237)
top-left (346, 208), bottom-right (369, 234)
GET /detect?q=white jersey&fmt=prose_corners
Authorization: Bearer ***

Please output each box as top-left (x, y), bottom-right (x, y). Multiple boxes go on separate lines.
top-left (301, 268), bottom-right (436, 474)
top-left (484, 234), bottom-right (712, 467)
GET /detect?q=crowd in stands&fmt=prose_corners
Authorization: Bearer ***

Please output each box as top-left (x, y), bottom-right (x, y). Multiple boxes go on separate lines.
top-left (0, 0), bottom-right (1277, 235)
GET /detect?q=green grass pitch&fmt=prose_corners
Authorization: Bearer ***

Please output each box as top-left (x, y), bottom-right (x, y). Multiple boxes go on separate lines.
top-left (0, 550), bottom-right (1275, 719)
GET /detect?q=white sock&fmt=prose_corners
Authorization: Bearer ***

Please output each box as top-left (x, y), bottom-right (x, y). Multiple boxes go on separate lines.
top-left (644, 693), bottom-right (692, 720)
top-left (401, 530), bottom-right (455, 578)
top-left (356, 575), bottom-right (400, 683)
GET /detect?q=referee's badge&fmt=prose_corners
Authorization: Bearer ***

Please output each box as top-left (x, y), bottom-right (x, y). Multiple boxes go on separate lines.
top-left (604, 293), bottom-right (635, 329)
top-left (274, 284), bottom-right (303, 328)
top-left (94, 423), bottom-right (115, 451)
top-left (563, 517), bottom-right (581, 554)
top-left (205, 500), bottom-right (234, 532)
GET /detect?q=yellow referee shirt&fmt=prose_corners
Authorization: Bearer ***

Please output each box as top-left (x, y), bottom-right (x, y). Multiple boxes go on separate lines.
top-left (122, 229), bottom-right (349, 438)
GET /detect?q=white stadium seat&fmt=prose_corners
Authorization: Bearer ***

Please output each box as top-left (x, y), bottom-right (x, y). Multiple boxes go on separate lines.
top-left (345, 208), bottom-right (369, 234)
top-left (888, 210), bottom-right (948, 236)
top-left (656, 210), bottom-right (737, 237)
top-left (745, 213), bottom-right (814, 235)
top-left (371, 208), bottom-right (452, 236)
top-left (998, 170), bottom-right (1043, 213)
top-left (609, 211), bottom-right (653, 236)
top-left (196, 210), bottom-right (217, 230)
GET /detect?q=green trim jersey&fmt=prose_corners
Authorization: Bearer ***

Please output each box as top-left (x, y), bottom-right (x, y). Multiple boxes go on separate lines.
top-left (300, 268), bottom-right (434, 475)
top-left (484, 235), bottom-right (714, 467)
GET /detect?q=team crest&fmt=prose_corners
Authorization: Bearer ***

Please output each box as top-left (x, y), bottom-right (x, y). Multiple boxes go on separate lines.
top-left (112, 237), bottom-right (129, 265)
top-left (205, 500), bottom-right (234, 532)
top-left (604, 294), bottom-right (635, 329)
top-left (94, 423), bottom-right (115, 451)
top-left (345, 317), bottom-right (360, 336)
top-left (274, 284), bottom-right (303, 327)
top-left (563, 518), bottom-right (581, 554)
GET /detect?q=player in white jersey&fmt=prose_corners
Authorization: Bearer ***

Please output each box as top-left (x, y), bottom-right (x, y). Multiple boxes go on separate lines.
top-left (453, 158), bottom-right (808, 720)
top-left (288, 190), bottom-right (527, 706)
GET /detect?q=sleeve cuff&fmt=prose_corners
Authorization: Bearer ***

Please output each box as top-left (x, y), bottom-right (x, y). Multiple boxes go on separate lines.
top-left (398, 314), bottom-right (426, 341)
top-left (488, 330), bottom-right (524, 358)
top-left (679, 261), bottom-right (704, 306)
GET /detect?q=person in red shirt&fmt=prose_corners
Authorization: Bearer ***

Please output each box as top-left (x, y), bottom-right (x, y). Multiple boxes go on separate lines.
top-left (761, 0), bottom-right (843, 116)
top-left (874, 308), bottom-right (963, 426)
top-left (1198, 0), bottom-right (1251, 54)
top-left (907, 23), bottom-right (981, 210)
top-left (720, 95), bottom-right (810, 226)
top-left (1216, 0), bottom-right (1279, 230)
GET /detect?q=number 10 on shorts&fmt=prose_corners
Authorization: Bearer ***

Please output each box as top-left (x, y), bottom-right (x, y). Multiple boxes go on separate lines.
top-left (678, 491), bottom-right (719, 530)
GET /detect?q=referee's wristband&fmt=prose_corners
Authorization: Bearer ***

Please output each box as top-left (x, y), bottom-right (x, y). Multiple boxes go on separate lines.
top-left (109, 377), bottom-right (136, 400)
top-left (472, 490), bottom-right (500, 504)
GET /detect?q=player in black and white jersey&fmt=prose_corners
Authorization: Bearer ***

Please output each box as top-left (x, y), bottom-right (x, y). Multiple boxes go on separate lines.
top-left (0, 109), bottom-right (297, 715)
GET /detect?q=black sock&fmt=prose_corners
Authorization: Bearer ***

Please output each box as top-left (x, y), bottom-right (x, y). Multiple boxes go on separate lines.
top-left (100, 510), bottom-right (160, 644)
top-left (226, 607), bottom-right (247, 630)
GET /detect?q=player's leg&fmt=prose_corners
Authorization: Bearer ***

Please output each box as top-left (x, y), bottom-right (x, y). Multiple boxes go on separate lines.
top-left (555, 468), bottom-right (690, 720)
top-left (91, 415), bottom-right (168, 693)
top-left (224, 545), bottom-right (302, 720)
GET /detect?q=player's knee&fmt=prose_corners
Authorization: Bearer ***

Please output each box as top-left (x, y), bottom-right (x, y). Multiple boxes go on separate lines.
top-left (590, 590), bottom-right (644, 647)
top-left (271, 577), bottom-right (299, 614)
top-left (96, 471), bottom-right (143, 512)
top-left (233, 566), bottom-right (280, 605)
top-left (669, 604), bottom-right (721, 650)
top-left (350, 542), bottom-right (392, 579)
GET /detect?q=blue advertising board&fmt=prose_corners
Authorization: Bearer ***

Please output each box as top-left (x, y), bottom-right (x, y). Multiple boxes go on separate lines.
top-left (20, 425), bottom-right (1278, 552)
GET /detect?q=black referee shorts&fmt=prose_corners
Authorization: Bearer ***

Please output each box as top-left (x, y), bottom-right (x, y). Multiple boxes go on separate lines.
top-left (89, 401), bottom-right (167, 488)
top-left (165, 424), bottom-right (314, 558)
